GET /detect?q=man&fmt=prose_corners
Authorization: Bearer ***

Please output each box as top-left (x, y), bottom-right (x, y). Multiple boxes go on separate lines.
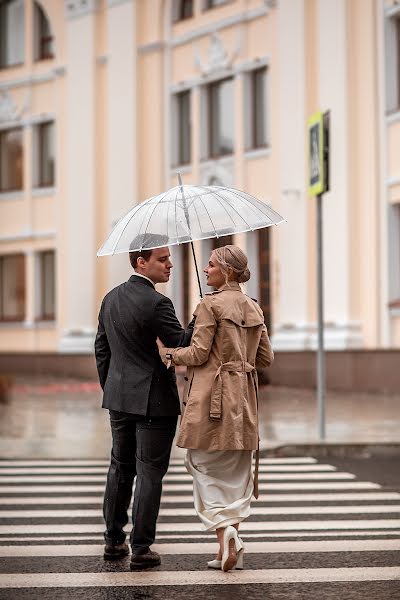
top-left (95, 242), bottom-right (194, 570)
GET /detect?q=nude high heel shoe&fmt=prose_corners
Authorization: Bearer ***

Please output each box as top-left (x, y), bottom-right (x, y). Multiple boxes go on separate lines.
top-left (221, 526), bottom-right (244, 572)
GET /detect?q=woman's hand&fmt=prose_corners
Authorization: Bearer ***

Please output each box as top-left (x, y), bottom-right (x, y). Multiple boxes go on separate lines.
top-left (156, 338), bottom-right (165, 351)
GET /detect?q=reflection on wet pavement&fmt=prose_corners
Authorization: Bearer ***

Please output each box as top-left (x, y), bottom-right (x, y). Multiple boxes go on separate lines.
top-left (0, 377), bottom-right (399, 459)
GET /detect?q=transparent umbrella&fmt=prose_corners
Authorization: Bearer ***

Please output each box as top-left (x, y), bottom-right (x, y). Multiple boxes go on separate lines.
top-left (97, 175), bottom-right (285, 296)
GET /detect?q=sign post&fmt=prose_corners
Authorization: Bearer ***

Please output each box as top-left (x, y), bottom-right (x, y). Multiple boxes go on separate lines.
top-left (307, 110), bottom-right (330, 441)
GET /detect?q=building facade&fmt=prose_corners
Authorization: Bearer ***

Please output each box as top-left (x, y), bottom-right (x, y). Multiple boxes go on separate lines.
top-left (0, 0), bottom-right (399, 362)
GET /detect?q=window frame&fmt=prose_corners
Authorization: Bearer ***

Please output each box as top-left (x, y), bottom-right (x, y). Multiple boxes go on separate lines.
top-left (0, 126), bottom-right (24, 193)
top-left (0, 0), bottom-right (25, 69)
top-left (204, 0), bottom-right (231, 11)
top-left (36, 250), bottom-right (56, 322)
top-left (172, 0), bottom-right (194, 22)
top-left (35, 120), bottom-right (55, 188)
top-left (177, 90), bottom-right (191, 166)
top-left (251, 66), bottom-right (268, 150)
top-left (385, 12), bottom-right (400, 114)
top-left (33, 1), bottom-right (54, 61)
top-left (0, 253), bottom-right (25, 322)
top-left (207, 77), bottom-right (234, 159)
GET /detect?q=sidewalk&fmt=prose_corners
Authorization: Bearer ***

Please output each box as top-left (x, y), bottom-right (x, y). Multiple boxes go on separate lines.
top-left (0, 376), bottom-right (399, 459)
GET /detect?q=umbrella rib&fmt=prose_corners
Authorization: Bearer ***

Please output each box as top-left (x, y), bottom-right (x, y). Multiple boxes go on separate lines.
top-left (174, 185), bottom-right (180, 243)
top-left (191, 194), bottom-right (204, 236)
top-left (217, 186), bottom-right (281, 223)
top-left (200, 185), bottom-right (253, 231)
top-left (141, 191), bottom-right (169, 248)
top-left (196, 191), bottom-right (219, 238)
top-left (112, 193), bottom-right (167, 254)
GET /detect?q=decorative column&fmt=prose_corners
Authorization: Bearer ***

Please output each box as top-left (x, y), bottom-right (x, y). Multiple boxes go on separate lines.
top-left (316, 0), bottom-right (362, 348)
top-left (105, 0), bottom-right (138, 290)
top-left (59, 0), bottom-right (98, 352)
top-left (272, 0), bottom-right (310, 350)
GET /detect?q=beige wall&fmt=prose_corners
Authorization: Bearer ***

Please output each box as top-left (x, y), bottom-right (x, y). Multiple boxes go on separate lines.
top-left (0, 0), bottom-right (398, 355)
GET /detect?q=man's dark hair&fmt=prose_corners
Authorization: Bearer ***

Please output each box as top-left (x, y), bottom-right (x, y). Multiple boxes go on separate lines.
top-left (129, 249), bottom-right (153, 269)
top-left (128, 233), bottom-right (169, 270)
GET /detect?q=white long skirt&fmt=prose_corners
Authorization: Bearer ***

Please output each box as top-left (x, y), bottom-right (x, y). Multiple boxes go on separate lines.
top-left (185, 449), bottom-right (253, 531)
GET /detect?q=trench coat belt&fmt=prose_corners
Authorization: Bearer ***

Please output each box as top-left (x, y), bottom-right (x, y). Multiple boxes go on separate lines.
top-left (209, 360), bottom-right (256, 421)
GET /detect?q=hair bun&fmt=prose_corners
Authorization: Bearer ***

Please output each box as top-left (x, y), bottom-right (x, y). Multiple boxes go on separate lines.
top-left (238, 267), bottom-right (250, 283)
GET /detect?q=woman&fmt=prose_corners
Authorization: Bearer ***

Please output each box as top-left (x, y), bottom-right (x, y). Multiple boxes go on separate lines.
top-left (158, 245), bottom-right (273, 571)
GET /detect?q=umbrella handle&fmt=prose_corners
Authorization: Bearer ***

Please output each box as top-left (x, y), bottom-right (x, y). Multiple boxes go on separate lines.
top-left (190, 241), bottom-right (203, 299)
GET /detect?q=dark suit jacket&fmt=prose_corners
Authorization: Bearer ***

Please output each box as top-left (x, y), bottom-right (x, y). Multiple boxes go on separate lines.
top-left (94, 275), bottom-right (194, 416)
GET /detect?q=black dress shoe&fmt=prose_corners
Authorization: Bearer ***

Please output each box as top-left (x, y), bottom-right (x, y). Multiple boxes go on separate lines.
top-left (130, 549), bottom-right (161, 570)
top-left (103, 542), bottom-right (130, 560)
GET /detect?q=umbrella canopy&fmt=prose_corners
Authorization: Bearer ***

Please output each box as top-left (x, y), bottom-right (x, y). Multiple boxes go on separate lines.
top-left (97, 184), bottom-right (285, 256)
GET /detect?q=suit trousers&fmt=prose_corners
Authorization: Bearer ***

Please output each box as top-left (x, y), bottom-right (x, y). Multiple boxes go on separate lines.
top-left (103, 410), bottom-right (177, 553)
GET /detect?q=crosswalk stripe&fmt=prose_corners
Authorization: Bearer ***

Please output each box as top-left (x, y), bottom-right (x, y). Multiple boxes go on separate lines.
top-left (0, 472), bottom-right (356, 482)
top-left (0, 492), bottom-right (398, 504)
top-left (2, 530), bottom-right (400, 542)
top-left (0, 457), bottom-right (318, 466)
top-left (0, 455), bottom-right (397, 593)
top-left (1, 519), bottom-right (400, 534)
top-left (0, 482), bottom-right (381, 493)
top-left (0, 567), bottom-right (399, 588)
top-left (0, 464), bottom-right (338, 474)
top-left (1, 505), bottom-right (400, 518)
top-left (0, 539), bottom-right (400, 557)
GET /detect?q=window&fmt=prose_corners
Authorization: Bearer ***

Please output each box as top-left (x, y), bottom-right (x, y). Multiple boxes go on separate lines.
top-left (173, 0), bottom-right (193, 22)
top-left (251, 67), bottom-right (268, 148)
top-left (173, 91), bottom-right (191, 165)
top-left (205, 0), bottom-right (228, 9)
top-left (208, 78), bottom-right (234, 157)
top-left (33, 2), bottom-right (54, 61)
top-left (0, 254), bottom-right (25, 322)
top-left (385, 15), bottom-right (400, 112)
top-left (0, 127), bottom-right (23, 192)
top-left (35, 121), bottom-right (55, 187)
top-left (0, 0), bottom-right (24, 68)
top-left (37, 250), bottom-right (55, 320)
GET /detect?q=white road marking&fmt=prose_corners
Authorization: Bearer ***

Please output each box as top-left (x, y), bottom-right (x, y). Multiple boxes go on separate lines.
top-left (0, 539), bottom-right (400, 557)
top-left (0, 567), bottom-right (399, 587)
top-left (1, 505), bottom-right (400, 519)
top-left (0, 492), bottom-right (398, 505)
top-left (0, 482), bottom-right (381, 493)
top-left (0, 473), bottom-right (356, 483)
top-left (1, 519), bottom-right (399, 534)
top-left (0, 465), bottom-right (336, 475)
top-left (0, 458), bottom-right (318, 466)
top-left (2, 530), bottom-right (400, 542)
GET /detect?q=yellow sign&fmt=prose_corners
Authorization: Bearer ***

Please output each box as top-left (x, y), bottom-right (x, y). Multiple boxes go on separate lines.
top-left (307, 111), bottom-right (324, 196)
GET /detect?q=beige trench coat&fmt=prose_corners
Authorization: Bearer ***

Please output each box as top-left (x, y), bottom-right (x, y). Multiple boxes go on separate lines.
top-left (160, 281), bottom-right (274, 451)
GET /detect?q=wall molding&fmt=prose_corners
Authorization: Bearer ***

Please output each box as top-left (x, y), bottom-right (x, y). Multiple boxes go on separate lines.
top-left (0, 67), bottom-right (66, 91)
top-left (170, 5), bottom-right (271, 48)
top-left (169, 56), bottom-right (268, 92)
top-left (64, 0), bottom-right (100, 20)
top-left (0, 230), bottom-right (56, 243)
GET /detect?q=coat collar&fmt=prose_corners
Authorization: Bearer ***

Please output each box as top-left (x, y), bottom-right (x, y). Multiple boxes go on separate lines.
top-left (217, 281), bottom-right (242, 293)
top-left (129, 274), bottom-right (155, 289)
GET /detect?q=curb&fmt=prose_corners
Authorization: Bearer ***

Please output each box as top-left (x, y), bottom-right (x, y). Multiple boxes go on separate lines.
top-left (259, 442), bottom-right (400, 458)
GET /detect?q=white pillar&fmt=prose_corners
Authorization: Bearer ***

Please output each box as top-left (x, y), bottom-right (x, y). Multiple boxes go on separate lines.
top-left (105, 0), bottom-right (138, 290)
top-left (272, 0), bottom-right (310, 350)
top-left (59, 1), bottom-right (97, 353)
top-left (317, 0), bottom-right (362, 349)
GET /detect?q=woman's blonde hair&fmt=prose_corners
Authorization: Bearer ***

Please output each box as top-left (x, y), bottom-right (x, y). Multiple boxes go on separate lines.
top-left (213, 245), bottom-right (251, 284)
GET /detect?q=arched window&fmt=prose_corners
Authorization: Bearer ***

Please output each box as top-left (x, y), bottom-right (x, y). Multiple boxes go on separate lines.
top-left (33, 2), bottom-right (54, 61)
